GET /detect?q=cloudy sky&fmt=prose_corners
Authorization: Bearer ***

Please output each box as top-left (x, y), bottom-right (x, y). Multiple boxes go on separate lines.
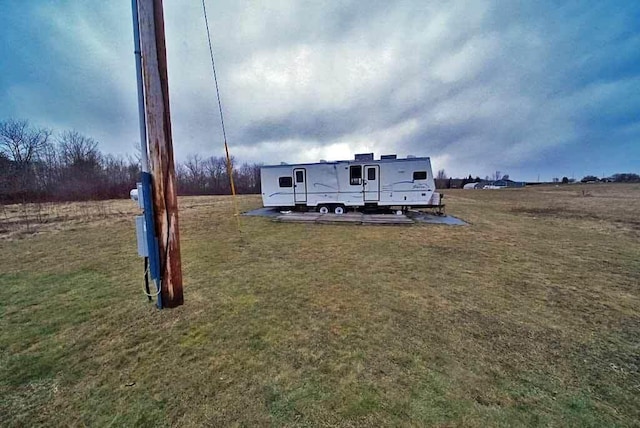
top-left (1, 0), bottom-right (639, 180)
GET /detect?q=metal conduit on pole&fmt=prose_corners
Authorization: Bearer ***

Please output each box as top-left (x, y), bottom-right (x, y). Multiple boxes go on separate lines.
top-left (131, 0), bottom-right (163, 308)
top-left (131, 0), bottom-right (149, 174)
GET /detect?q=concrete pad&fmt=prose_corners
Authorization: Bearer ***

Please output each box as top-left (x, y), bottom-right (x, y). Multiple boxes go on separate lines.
top-left (275, 211), bottom-right (413, 225)
top-left (242, 207), bottom-right (467, 226)
top-left (362, 214), bottom-right (414, 225)
top-left (277, 213), bottom-right (321, 222)
top-left (317, 213), bottom-right (363, 223)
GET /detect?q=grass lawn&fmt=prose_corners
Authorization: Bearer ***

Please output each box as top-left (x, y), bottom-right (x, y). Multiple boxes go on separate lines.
top-left (1, 184), bottom-right (639, 426)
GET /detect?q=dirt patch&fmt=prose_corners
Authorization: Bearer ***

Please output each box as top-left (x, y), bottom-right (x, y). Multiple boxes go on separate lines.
top-left (510, 206), bottom-right (640, 230)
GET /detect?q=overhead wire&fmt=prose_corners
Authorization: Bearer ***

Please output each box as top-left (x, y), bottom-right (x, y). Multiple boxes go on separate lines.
top-left (201, 0), bottom-right (241, 233)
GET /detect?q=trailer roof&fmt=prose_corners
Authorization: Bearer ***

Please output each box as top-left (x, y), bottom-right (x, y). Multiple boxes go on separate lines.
top-left (261, 156), bottom-right (431, 169)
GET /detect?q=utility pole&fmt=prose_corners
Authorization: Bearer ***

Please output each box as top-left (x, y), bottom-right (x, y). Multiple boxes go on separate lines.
top-left (136, 0), bottom-right (183, 307)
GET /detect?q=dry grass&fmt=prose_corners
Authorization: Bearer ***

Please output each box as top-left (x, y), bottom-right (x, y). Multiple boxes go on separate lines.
top-left (0, 200), bottom-right (138, 240)
top-left (1, 184), bottom-right (639, 426)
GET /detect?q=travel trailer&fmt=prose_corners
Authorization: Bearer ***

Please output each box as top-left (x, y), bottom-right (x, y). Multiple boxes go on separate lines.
top-left (260, 153), bottom-right (441, 213)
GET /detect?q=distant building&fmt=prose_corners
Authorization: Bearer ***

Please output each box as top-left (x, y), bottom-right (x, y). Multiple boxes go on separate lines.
top-left (463, 179), bottom-right (526, 189)
top-left (438, 178), bottom-right (526, 190)
top-left (497, 179), bottom-right (526, 188)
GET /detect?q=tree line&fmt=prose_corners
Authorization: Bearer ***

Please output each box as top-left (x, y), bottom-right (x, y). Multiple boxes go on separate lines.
top-left (0, 119), bottom-right (262, 203)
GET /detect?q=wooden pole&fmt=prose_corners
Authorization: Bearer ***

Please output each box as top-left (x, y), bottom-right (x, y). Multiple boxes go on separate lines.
top-left (137, 0), bottom-right (183, 307)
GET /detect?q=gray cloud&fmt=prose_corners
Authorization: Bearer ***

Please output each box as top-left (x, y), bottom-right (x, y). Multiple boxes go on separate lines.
top-left (1, 0), bottom-right (638, 179)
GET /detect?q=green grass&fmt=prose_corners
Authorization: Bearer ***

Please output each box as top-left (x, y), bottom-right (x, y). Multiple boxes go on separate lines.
top-left (1, 184), bottom-right (639, 426)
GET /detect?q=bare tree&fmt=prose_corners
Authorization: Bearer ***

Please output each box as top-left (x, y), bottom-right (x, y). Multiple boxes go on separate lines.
top-left (0, 152), bottom-right (13, 200)
top-left (184, 154), bottom-right (207, 193)
top-left (0, 119), bottom-right (52, 166)
top-left (237, 162), bottom-right (262, 193)
top-left (250, 163), bottom-right (262, 193)
top-left (58, 130), bottom-right (101, 169)
top-left (204, 156), bottom-right (228, 194)
top-left (493, 170), bottom-right (502, 181)
top-left (436, 169), bottom-right (447, 180)
top-left (56, 130), bottom-right (102, 199)
top-left (33, 139), bottom-right (60, 192)
top-left (0, 119), bottom-right (52, 200)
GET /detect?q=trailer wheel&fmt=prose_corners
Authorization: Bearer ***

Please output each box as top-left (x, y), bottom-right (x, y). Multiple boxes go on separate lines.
top-left (318, 205), bottom-right (330, 214)
top-left (334, 205), bottom-right (345, 215)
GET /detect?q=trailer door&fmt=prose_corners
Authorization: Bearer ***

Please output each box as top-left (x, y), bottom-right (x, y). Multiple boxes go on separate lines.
top-left (293, 168), bottom-right (307, 203)
top-left (364, 165), bottom-right (380, 201)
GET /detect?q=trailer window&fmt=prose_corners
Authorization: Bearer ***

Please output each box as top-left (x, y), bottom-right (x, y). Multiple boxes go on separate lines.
top-left (279, 176), bottom-right (293, 187)
top-left (295, 170), bottom-right (304, 183)
top-left (367, 168), bottom-right (376, 180)
top-left (350, 166), bottom-right (362, 185)
top-left (413, 171), bottom-right (427, 180)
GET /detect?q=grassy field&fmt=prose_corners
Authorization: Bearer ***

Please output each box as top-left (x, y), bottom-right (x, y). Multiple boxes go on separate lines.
top-left (1, 184), bottom-right (639, 426)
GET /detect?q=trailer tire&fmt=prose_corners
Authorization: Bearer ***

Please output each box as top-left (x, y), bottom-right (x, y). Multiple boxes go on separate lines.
top-left (318, 205), bottom-right (330, 214)
top-left (334, 205), bottom-right (345, 215)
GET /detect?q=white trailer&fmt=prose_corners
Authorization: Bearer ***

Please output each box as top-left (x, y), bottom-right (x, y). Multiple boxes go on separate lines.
top-left (260, 154), bottom-right (442, 214)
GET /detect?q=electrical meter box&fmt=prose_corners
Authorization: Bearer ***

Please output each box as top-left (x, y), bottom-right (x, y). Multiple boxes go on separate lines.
top-left (130, 182), bottom-right (145, 209)
top-left (135, 215), bottom-right (149, 257)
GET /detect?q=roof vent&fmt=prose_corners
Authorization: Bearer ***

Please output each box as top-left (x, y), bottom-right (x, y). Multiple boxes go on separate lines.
top-left (380, 154), bottom-right (397, 160)
top-left (319, 159), bottom-right (327, 163)
top-left (406, 155), bottom-right (416, 159)
top-left (280, 162), bottom-right (288, 165)
top-left (355, 153), bottom-right (374, 161)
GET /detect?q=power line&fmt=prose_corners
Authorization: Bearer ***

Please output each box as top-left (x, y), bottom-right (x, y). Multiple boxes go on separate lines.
top-left (201, 0), bottom-right (240, 232)
top-left (201, 0), bottom-right (228, 147)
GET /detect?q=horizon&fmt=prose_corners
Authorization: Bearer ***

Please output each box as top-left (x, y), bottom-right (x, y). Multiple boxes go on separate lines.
top-left (1, 0), bottom-right (639, 183)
